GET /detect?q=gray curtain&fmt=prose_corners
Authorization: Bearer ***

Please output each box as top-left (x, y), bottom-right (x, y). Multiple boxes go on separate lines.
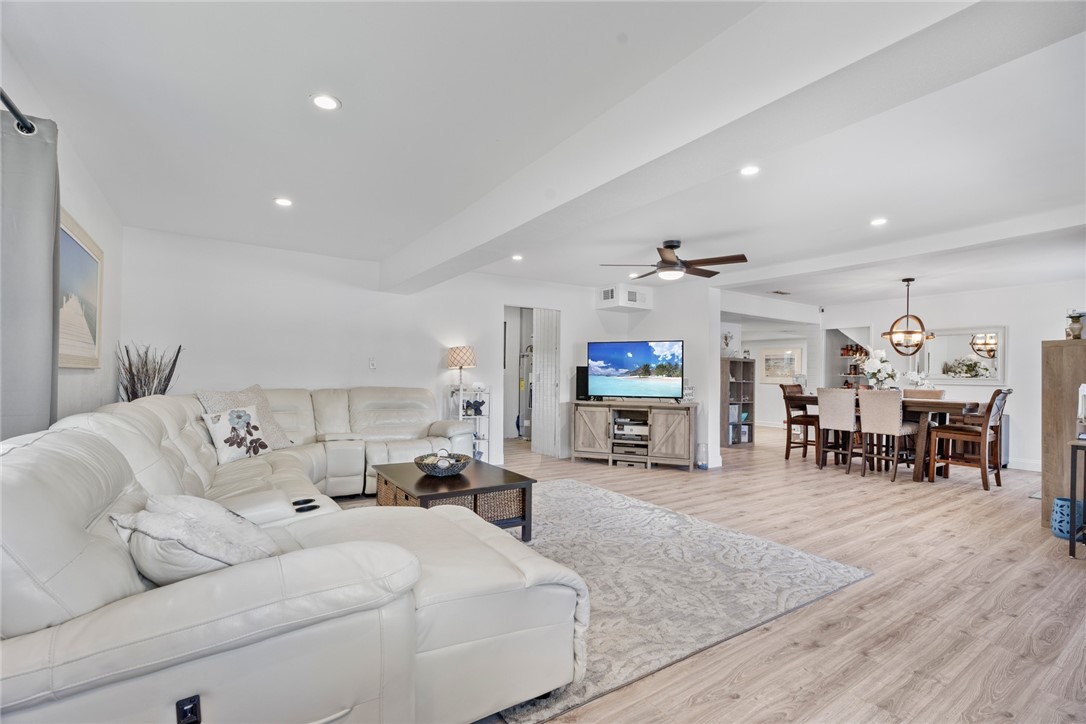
top-left (1, 110), bottom-right (59, 439)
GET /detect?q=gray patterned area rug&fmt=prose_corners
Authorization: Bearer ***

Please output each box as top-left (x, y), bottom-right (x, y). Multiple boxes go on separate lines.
top-left (499, 479), bottom-right (871, 724)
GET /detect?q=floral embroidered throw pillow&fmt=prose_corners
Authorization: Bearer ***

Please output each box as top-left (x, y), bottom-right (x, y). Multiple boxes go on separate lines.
top-left (202, 405), bottom-right (270, 465)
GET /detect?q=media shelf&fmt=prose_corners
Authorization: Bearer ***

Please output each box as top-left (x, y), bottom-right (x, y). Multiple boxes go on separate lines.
top-left (722, 358), bottom-right (755, 446)
top-left (572, 400), bottom-right (698, 470)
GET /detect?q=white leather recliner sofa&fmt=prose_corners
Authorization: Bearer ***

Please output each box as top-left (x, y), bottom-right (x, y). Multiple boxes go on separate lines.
top-left (0, 386), bottom-right (589, 724)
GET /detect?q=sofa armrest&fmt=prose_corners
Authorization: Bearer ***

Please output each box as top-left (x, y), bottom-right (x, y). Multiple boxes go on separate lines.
top-left (428, 420), bottom-right (474, 438)
top-left (1, 542), bottom-right (419, 711)
top-left (218, 489), bottom-right (294, 524)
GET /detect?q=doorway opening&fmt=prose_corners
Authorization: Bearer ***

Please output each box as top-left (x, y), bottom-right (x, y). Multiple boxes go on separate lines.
top-left (503, 306), bottom-right (561, 459)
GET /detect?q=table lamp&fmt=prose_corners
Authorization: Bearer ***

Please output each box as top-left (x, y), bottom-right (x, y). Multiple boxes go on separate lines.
top-left (448, 345), bottom-right (477, 416)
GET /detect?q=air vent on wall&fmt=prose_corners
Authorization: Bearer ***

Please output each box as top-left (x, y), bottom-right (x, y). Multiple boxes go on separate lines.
top-left (596, 283), bottom-right (653, 313)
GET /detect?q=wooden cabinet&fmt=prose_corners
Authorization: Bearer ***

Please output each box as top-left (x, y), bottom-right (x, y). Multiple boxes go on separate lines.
top-left (1041, 339), bottom-right (1086, 526)
top-left (572, 405), bottom-right (610, 454)
top-left (648, 408), bottom-right (692, 459)
top-left (722, 358), bottom-right (755, 446)
top-left (571, 400), bottom-right (698, 470)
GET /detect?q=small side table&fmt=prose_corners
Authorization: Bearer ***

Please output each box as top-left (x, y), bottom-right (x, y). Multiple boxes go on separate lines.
top-left (1069, 440), bottom-right (1086, 558)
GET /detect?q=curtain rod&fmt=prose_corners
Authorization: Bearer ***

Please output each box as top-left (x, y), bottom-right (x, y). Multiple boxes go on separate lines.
top-left (0, 88), bottom-right (36, 135)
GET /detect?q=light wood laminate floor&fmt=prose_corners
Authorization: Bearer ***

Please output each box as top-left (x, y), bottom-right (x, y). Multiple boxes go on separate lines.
top-left (501, 428), bottom-right (1085, 723)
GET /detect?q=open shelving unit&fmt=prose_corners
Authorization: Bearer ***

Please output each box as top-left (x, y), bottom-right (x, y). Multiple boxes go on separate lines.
top-left (722, 358), bottom-right (755, 446)
top-left (448, 387), bottom-right (490, 462)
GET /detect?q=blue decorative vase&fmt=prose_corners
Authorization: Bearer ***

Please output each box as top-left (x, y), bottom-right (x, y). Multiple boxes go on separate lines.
top-left (1051, 497), bottom-right (1085, 541)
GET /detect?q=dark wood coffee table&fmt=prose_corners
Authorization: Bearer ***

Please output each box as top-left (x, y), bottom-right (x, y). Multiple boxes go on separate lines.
top-left (373, 460), bottom-right (535, 541)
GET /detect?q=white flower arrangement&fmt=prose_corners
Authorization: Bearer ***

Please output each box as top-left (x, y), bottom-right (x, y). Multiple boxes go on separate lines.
top-left (942, 355), bottom-right (993, 379)
top-left (904, 370), bottom-right (937, 389)
top-left (861, 349), bottom-right (899, 389)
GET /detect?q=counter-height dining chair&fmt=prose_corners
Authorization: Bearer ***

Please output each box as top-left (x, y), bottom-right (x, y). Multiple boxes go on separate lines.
top-left (927, 388), bottom-right (1012, 490)
top-left (780, 384), bottom-right (819, 460)
top-left (816, 388), bottom-right (861, 472)
top-left (858, 389), bottom-right (918, 482)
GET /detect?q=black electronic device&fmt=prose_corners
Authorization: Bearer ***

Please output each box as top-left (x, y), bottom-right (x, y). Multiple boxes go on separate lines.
top-left (575, 366), bottom-right (589, 400)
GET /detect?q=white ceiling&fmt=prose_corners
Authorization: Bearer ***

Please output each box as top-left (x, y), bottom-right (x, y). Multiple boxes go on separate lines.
top-left (3, 2), bottom-right (1084, 305)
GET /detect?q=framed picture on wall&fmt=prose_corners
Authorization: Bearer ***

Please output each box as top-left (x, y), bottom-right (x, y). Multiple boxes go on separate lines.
top-left (759, 347), bottom-right (802, 384)
top-left (58, 209), bottom-right (104, 368)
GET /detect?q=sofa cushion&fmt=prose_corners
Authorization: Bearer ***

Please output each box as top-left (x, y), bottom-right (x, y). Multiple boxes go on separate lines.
top-left (364, 438), bottom-right (453, 473)
top-left (348, 387), bottom-right (438, 440)
top-left (197, 384), bottom-right (293, 450)
top-left (1, 430), bottom-right (152, 638)
top-left (280, 506), bottom-right (589, 681)
top-left (263, 388), bottom-right (319, 446)
top-left (203, 406), bottom-right (270, 465)
top-left (111, 495), bottom-right (280, 585)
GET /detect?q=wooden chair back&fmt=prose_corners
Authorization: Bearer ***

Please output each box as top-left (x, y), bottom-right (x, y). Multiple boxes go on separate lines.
top-left (903, 389), bottom-right (946, 399)
top-left (780, 384), bottom-right (806, 418)
top-left (984, 388), bottom-right (1013, 429)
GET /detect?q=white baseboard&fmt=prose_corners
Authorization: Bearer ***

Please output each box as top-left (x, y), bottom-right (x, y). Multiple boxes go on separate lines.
top-left (758, 422), bottom-right (787, 430)
top-left (1007, 458), bottom-right (1041, 472)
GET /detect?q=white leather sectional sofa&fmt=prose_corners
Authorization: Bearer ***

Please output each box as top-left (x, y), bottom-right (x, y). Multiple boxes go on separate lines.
top-left (0, 387), bottom-right (589, 723)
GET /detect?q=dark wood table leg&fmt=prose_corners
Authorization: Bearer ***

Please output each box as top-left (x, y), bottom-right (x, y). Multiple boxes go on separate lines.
top-left (913, 412), bottom-right (934, 482)
top-left (522, 484), bottom-right (533, 542)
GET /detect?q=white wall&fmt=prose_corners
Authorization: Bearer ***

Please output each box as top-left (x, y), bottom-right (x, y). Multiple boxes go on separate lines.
top-left (719, 321), bottom-right (742, 358)
top-left (121, 227), bottom-right (615, 464)
top-left (822, 278), bottom-right (1085, 471)
top-left (742, 337), bottom-right (810, 430)
top-left (626, 283), bottom-right (723, 468)
top-left (2, 47), bottom-right (125, 419)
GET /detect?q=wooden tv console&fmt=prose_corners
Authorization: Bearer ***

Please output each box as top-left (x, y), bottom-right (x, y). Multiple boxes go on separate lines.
top-left (571, 400), bottom-right (698, 470)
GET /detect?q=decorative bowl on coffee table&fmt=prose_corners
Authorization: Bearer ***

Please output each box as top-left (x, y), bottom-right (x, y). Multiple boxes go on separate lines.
top-left (414, 452), bottom-right (472, 477)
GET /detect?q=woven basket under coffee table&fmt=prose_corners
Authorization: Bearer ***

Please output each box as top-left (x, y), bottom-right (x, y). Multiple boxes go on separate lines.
top-left (373, 460), bottom-right (535, 541)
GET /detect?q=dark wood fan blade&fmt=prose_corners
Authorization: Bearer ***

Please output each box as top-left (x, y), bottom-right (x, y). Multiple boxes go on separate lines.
top-left (657, 247), bottom-right (679, 264)
top-left (684, 266), bottom-right (718, 278)
top-left (632, 270), bottom-right (658, 279)
top-left (599, 264), bottom-right (655, 267)
top-left (683, 253), bottom-right (748, 267)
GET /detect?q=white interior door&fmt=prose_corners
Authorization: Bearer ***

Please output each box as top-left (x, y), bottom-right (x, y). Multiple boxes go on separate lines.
top-left (531, 308), bottom-right (560, 458)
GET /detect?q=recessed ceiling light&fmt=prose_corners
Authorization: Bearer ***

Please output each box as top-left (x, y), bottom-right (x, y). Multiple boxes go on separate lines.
top-left (740, 165), bottom-right (760, 176)
top-left (512, 254), bottom-right (523, 261)
top-left (311, 94), bottom-right (341, 111)
top-left (870, 217), bottom-right (888, 226)
top-left (274, 197), bottom-right (293, 207)
top-left (628, 273), bottom-right (639, 278)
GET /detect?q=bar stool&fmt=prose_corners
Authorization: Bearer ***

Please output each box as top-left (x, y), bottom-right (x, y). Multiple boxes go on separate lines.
top-left (816, 388), bottom-right (862, 473)
top-left (858, 389), bottom-right (918, 482)
top-left (927, 388), bottom-right (1012, 490)
top-left (780, 384), bottom-right (819, 460)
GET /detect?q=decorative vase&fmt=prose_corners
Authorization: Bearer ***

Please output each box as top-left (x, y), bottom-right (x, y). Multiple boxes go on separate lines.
top-left (1067, 314), bottom-right (1083, 340)
top-left (1051, 497), bottom-right (1085, 541)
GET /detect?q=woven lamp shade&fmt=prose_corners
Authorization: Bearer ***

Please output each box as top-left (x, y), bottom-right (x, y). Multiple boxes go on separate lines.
top-left (447, 346), bottom-right (477, 370)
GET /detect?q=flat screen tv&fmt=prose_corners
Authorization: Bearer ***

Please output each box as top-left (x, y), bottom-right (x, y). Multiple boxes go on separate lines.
top-left (587, 340), bottom-right (684, 399)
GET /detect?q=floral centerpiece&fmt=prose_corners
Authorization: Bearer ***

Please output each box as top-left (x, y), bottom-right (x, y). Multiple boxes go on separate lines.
top-left (904, 370), bottom-right (937, 389)
top-left (860, 349), bottom-right (899, 389)
top-left (942, 355), bottom-right (993, 379)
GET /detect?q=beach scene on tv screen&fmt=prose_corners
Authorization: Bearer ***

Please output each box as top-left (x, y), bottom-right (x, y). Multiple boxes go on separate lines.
top-left (588, 341), bottom-right (683, 398)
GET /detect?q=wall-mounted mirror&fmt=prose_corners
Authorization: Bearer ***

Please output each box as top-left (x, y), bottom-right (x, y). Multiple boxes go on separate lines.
top-left (917, 326), bottom-right (1006, 384)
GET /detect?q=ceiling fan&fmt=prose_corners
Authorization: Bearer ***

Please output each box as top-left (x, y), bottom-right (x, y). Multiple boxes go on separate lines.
top-left (601, 239), bottom-right (748, 280)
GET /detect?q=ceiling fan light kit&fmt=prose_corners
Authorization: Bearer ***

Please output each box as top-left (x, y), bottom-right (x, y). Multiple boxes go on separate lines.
top-left (881, 277), bottom-right (934, 356)
top-left (600, 238), bottom-right (747, 281)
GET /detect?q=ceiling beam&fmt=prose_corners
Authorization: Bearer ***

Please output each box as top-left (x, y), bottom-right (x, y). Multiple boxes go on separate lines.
top-left (378, 1), bottom-right (1084, 293)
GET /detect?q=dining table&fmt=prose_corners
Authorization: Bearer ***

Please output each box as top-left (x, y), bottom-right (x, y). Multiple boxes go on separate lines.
top-left (784, 393), bottom-right (982, 482)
